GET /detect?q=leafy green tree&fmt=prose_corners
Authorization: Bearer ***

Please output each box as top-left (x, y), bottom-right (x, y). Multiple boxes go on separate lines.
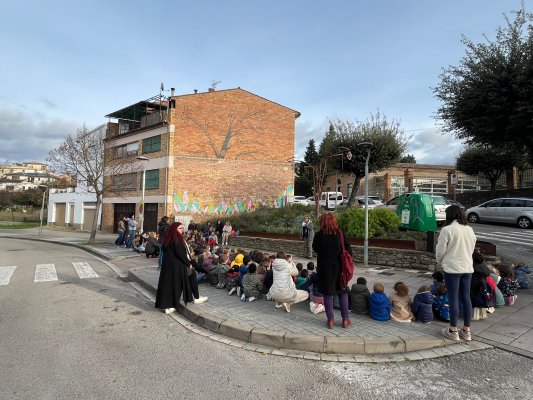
top-left (295, 139), bottom-right (319, 196)
top-left (400, 154), bottom-right (416, 163)
top-left (322, 112), bottom-right (407, 207)
top-left (434, 6), bottom-right (533, 162)
top-left (12, 188), bottom-right (44, 208)
top-left (456, 145), bottom-right (519, 197)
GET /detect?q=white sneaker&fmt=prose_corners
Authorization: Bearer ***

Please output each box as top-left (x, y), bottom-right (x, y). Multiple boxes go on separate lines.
top-left (275, 302), bottom-right (283, 308)
top-left (240, 294), bottom-right (246, 302)
top-left (236, 287), bottom-right (241, 297)
top-left (193, 296), bottom-right (208, 304)
top-left (248, 297), bottom-right (256, 302)
top-left (459, 328), bottom-right (472, 341)
top-left (164, 308), bottom-right (176, 314)
top-left (228, 287), bottom-right (236, 296)
top-left (441, 327), bottom-right (460, 342)
top-left (282, 303), bottom-right (291, 313)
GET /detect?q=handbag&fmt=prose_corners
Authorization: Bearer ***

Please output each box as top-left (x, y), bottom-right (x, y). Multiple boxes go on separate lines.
top-left (339, 230), bottom-right (354, 288)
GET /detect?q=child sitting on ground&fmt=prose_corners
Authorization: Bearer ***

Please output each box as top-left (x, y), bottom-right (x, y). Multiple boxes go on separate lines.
top-left (432, 283), bottom-right (450, 322)
top-left (514, 261), bottom-right (531, 289)
top-left (207, 255), bottom-right (220, 287)
top-left (350, 277), bottom-right (370, 315)
top-left (430, 271), bottom-right (444, 295)
top-left (295, 269), bottom-right (308, 289)
top-left (389, 281), bottom-right (413, 323)
top-left (144, 232), bottom-right (160, 258)
top-left (369, 282), bottom-right (391, 321)
top-left (411, 285), bottom-right (434, 323)
top-left (241, 263), bottom-right (263, 302)
top-left (489, 266), bottom-right (505, 307)
top-left (215, 255), bottom-right (230, 289)
top-left (497, 263), bottom-right (520, 305)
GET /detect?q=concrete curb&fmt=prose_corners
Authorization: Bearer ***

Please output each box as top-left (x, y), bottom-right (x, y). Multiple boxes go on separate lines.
top-left (128, 267), bottom-right (461, 356)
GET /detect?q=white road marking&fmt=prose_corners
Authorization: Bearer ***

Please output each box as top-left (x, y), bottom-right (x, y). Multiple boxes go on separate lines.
top-left (34, 264), bottom-right (58, 282)
top-left (0, 266), bottom-right (16, 285)
top-left (72, 262), bottom-right (99, 279)
top-left (475, 233), bottom-right (533, 248)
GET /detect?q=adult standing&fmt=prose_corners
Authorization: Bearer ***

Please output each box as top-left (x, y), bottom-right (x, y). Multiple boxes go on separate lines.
top-left (312, 212), bottom-right (352, 328)
top-left (221, 220), bottom-right (232, 246)
top-left (301, 215), bottom-right (314, 258)
top-left (435, 205), bottom-right (477, 342)
top-left (115, 215), bottom-right (126, 247)
top-left (126, 214), bottom-right (138, 249)
top-left (268, 251), bottom-right (309, 312)
top-left (215, 219), bottom-right (224, 242)
top-left (157, 216), bottom-right (170, 270)
top-left (155, 222), bottom-right (208, 315)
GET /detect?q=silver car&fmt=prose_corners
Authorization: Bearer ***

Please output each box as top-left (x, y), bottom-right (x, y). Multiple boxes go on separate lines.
top-left (465, 197), bottom-right (533, 229)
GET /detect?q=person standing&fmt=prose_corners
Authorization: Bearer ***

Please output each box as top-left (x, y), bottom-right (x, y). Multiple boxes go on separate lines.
top-left (312, 212), bottom-right (352, 328)
top-left (126, 214), bottom-right (138, 249)
top-left (157, 216), bottom-right (170, 270)
top-left (155, 222), bottom-right (208, 315)
top-left (115, 215), bottom-right (126, 247)
top-left (436, 205), bottom-right (477, 342)
top-left (221, 220), bottom-right (232, 246)
top-left (301, 215), bottom-right (314, 258)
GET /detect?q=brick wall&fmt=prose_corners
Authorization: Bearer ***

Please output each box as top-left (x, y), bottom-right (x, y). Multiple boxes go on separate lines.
top-left (168, 89), bottom-right (298, 215)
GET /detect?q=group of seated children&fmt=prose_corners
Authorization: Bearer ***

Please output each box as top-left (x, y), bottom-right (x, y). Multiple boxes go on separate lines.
top-left (186, 241), bottom-right (529, 327)
top-left (132, 231), bottom-right (160, 258)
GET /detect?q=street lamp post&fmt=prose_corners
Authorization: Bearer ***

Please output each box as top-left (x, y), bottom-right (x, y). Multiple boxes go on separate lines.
top-left (38, 184), bottom-right (49, 235)
top-left (357, 142), bottom-right (373, 267)
top-left (136, 156), bottom-right (149, 233)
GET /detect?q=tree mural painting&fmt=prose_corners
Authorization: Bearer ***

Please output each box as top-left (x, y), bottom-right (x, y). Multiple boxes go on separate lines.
top-left (181, 106), bottom-right (267, 159)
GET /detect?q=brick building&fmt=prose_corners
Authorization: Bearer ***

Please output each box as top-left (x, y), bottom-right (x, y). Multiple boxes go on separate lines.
top-left (101, 88), bottom-right (300, 233)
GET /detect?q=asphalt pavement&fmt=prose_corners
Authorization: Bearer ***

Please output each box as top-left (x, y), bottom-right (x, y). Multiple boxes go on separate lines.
top-left (3, 226), bottom-right (532, 363)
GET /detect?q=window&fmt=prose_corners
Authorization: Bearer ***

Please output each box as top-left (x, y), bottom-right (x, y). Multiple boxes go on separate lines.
top-left (142, 135), bottom-right (161, 153)
top-left (140, 169), bottom-right (159, 190)
top-left (112, 173), bottom-right (137, 190)
top-left (115, 143), bottom-right (138, 158)
top-left (501, 199), bottom-right (525, 207)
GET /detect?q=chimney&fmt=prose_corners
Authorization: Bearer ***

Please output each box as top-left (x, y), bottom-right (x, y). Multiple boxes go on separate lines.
top-left (208, 88), bottom-right (215, 92)
top-left (170, 88), bottom-right (175, 96)
top-left (194, 89), bottom-right (198, 94)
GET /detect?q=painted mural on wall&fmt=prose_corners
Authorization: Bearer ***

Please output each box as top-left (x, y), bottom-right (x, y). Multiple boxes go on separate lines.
top-left (172, 185), bottom-right (294, 215)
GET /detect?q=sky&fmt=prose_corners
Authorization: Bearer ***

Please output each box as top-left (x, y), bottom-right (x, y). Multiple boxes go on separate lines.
top-left (0, 0), bottom-right (529, 166)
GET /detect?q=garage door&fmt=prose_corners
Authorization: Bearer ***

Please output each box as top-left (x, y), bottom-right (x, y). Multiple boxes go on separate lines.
top-left (55, 203), bottom-right (66, 227)
top-left (83, 209), bottom-right (95, 231)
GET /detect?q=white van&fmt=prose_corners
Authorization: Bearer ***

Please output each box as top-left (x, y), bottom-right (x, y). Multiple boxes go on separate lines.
top-left (319, 192), bottom-right (344, 209)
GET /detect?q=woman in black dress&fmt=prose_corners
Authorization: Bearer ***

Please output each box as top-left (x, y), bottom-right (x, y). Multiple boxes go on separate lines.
top-left (155, 222), bottom-right (208, 314)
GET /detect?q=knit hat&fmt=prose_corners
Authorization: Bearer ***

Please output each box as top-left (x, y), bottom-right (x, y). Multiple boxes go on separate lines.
top-left (231, 253), bottom-right (244, 267)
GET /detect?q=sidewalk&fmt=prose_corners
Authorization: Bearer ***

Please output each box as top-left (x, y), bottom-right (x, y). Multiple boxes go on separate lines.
top-left (4, 227), bottom-right (532, 361)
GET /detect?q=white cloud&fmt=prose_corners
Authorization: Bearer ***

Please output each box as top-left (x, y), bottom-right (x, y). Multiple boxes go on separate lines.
top-left (0, 106), bottom-right (78, 163)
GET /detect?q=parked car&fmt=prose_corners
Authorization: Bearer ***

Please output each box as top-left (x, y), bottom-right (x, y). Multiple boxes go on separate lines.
top-left (445, 198), bottom-right (465, 211)
top-left (306, 196), bottom-right (316, 206)
top-left (377, 194), bottom-right (451, 224)
top-left (465, 197), bottom-right (533, 229)
top-left (292, 195), bottom-right (309, 206)
top-left (367, 195), bottom-right (384, 205)
top-left (354, 197), bottom-right (379, 209)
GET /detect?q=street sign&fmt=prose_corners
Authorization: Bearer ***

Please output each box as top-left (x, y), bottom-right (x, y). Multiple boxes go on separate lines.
top-left (451, 173), bottom-right (458, 186)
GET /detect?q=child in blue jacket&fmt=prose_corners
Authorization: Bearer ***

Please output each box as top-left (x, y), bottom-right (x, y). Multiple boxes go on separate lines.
top-left (369, 282), bottom-right (391, 321)
top-left (411, 285), bottom-right (434, 323)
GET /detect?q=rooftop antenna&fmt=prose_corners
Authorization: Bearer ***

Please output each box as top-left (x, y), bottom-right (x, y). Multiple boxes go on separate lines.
top-left (210, 80), bottom-right (221, 90)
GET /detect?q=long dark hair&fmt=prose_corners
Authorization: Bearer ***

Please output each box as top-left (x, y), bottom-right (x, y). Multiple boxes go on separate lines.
top-left (162, 222), bottom-right (184, 247)
top-left (443, 205), bottom-right (468, 227)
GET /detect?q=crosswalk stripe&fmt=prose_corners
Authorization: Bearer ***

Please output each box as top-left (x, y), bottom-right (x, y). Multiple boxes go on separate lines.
top-left (72, 262), bottom-right (99, 279)
top-left (0, 266), bottom-right (16, 286)
top-left (34, 264), bottom-right (58, 282)
top-left (475, 233), bottom-right (533, 248)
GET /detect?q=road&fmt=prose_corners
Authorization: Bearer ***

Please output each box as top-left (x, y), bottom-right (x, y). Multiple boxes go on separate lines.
top-left (2, 237), bottom-right (533, 399)
top-left (469, 223), bottom-right (533, 265)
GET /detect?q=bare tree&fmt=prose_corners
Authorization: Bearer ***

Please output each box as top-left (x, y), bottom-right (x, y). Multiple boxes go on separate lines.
top-left (181, 107), bottom-right (267, 158)
top-left (47, 124), bottom-right (137, 244)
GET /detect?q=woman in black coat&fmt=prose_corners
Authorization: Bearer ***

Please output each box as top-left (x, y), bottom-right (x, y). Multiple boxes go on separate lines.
top-left (155, 222), bottom-right (208, 314)
top-left (312, 212), bottom-right (352, 329)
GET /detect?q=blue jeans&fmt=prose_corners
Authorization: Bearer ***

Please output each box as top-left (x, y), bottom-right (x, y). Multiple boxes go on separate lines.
top-left (444, 272), bottom-right (472, 328)
top-left (127, 230), bottom-right (136, 248)
top-left (116, 230), bottom-right (125, 246)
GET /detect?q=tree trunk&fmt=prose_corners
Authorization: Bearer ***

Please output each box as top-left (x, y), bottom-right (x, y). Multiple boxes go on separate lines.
top-left (346, 176), bottom-right (363, 208)
top-left (88, 195), bottom-right (102, 245)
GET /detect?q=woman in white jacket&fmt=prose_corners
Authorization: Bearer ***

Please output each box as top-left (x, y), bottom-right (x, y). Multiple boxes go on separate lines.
top-left (436, 205), bottom-right (477, 342)
top-left (268, 252), bottom-right (309, 312)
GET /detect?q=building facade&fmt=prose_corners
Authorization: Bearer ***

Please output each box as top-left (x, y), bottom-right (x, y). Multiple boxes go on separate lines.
top-left (46, 187), bottom-right (101, 230)
top-left (101, 87), bottom-right (299, 233)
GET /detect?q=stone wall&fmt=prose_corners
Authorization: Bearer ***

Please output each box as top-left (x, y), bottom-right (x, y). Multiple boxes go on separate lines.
top-left (227, 235), bottom-right (438, 271)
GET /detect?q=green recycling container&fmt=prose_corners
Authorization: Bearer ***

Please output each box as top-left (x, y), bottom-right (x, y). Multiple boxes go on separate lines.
top-left (396, 193), bottom-right (437, 232)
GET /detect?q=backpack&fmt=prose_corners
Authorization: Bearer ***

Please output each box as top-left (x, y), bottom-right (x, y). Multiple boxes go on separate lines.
top-left (339, 230), bottom-right (354, 288)
top-left (472, 279), bottom-right (496, 308)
